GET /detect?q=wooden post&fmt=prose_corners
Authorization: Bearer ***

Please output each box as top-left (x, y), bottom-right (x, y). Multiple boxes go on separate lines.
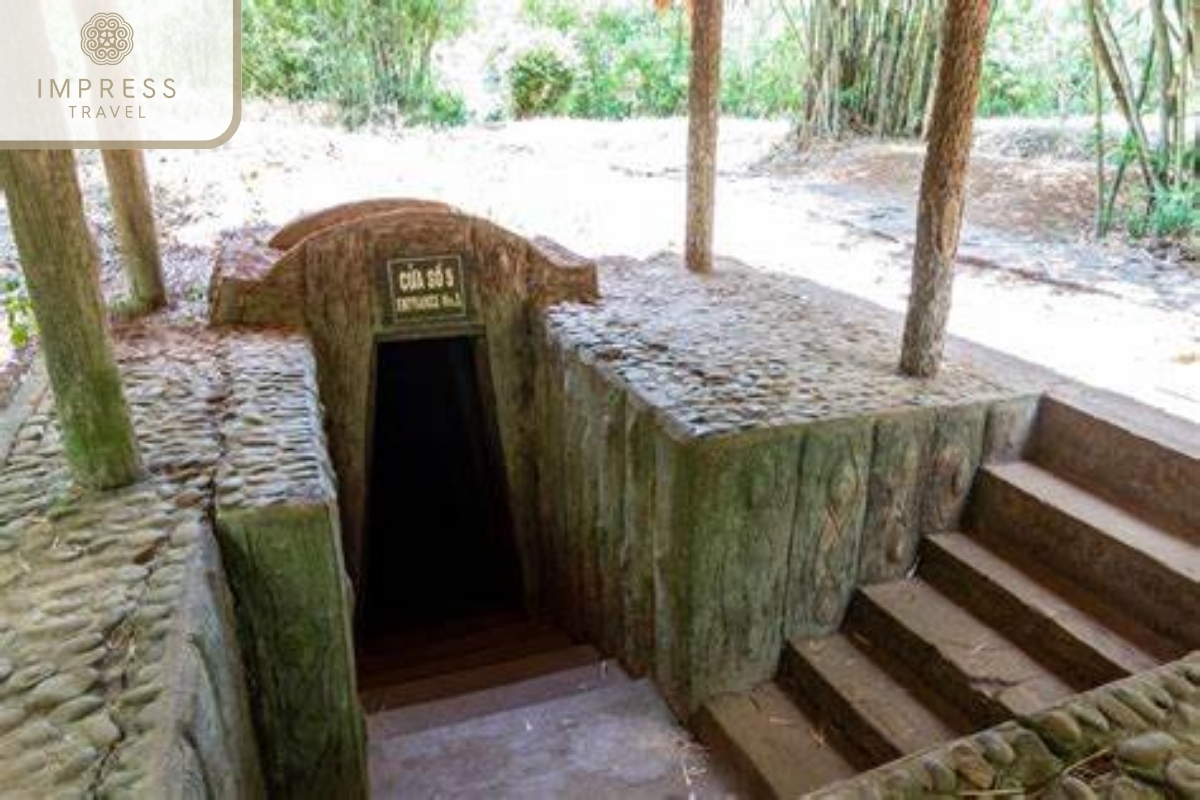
top-left (102, 149), bottom-right (166, 312)
top-left (0, 150), bottom-right (142, 489)
top-left (898, 0), bottom-right (990, 378)
top-left (685, 0), bottom-right (723, 274)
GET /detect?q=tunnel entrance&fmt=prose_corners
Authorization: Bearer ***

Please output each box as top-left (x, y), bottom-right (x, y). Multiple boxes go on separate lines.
top-left (359, 335), bottom-right (522, 653)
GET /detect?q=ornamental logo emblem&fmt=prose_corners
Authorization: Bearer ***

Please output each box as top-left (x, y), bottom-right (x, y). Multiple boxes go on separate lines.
top-left (80, 13), bottom-right (135, 66)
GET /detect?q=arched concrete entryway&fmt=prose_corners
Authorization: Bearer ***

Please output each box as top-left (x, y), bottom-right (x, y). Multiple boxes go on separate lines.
top-left (210, 200), bottom-right (597, 646)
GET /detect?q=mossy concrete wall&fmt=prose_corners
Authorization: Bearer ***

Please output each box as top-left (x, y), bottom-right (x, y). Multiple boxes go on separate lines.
top-left (213, 334), bottom-right (367, 799)
top-left (534, 323), bottom-right (1040, 715)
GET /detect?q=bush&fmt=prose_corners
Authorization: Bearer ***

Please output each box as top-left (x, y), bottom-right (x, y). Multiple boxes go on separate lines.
top-left (978, 1), bottom-right (1092, 117)
top-left (409, 87), bottom-right (470, 127)
top-left (242, 0), bottom-right (472, 127)
top-left (519, 2), bottom-right (800, 121)
top-left (0, 272), bottom-right (34, 350)
top-left (1126, 184), bottom-right (1200, 240)
top-left (722, 34), bottom-right (802, 118)
top-left (509, 47), bottom-right (575, 118)
top-left (566, 7), bottom-right (690, 119)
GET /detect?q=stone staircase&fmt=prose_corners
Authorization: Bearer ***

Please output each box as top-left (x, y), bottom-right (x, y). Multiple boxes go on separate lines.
top-left (696, 392), bottom-right (1198, 798)
top-left (364, 627), bottom-right (735, 798)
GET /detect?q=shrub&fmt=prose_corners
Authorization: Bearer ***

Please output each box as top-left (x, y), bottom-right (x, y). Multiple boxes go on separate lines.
top-left (509, 46), bottom-right (575, 118)
top-left (565, 6), bottom-right (690, 119)
top-left (241, 0), bottom-right (472, 127)
top-left (722, 34), bottom-right (802, 118)
top-left (520, 3), bottom-right (800, 121)
top-left (409, 88), bottom-right (470, 127)
top-left (0, 272), bottom-right (34, 349)
top-left (1126, 184), bottom-right (1200, 240)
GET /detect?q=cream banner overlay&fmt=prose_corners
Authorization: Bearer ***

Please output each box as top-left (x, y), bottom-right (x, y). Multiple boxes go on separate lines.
top-left (0, 0), bottom-right (239, 147)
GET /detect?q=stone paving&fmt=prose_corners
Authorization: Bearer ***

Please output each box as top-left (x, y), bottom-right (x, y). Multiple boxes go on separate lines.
top-left (215, 335), bottom-right (341, 514)
top-left (547, 253), bottom-right (1022, 438)
top-left (370, 676), bottom-right (735, 799)
top-left (0, 324), bottom-right (272, 798)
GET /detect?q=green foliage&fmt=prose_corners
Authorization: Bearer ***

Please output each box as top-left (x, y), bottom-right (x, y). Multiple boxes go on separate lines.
top-left (242, 0), bottom-right (472, 126)
top-left (0, 272), bottom-right (34, 349)
top-left (408, 87), bottom-right (470, 127)
top-left (564, 7), bottom-right (691, 119)
top-left (518, 3), bottom-right (801, 120)
top-left (721, 25), bottom-right (802, 118)
top-left (1125, 183), bottom-right (1200, 240)
top-left (522, 0), bottom-right (581, 32)
top-left (979, 1), bottom-right (1108, 118)
top-left (508, 47), bottom-right (575, 118)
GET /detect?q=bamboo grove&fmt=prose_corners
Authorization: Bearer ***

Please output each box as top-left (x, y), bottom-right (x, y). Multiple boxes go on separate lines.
top-left (784, 0), bottom-right (945, 139)
top-left (779, 0), bottom-right (1194, 240)
top-left (1086, 0), bottom-right (1196, 238)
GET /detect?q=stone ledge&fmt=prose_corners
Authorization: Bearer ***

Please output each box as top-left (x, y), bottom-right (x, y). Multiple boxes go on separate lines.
top-left (546, 253), bottom-right (1040, 441)
top-left (0, 325), bottom-right (264, 798)
top-left (216, 335), bottom-right (339, 512)
top-left (809, 652), bottom-right (1200, 799)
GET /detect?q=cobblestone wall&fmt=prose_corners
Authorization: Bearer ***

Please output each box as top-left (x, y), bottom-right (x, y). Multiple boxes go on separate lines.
top-left (0, 323), bottom-right (366, 798)
top-left (810, 652), bottom-right (1200, 799)
top-left (0, 327), bottom-right (264, 797)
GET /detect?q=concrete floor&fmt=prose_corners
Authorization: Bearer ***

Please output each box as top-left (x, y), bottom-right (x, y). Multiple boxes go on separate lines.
top-left (369, 677), bottom-right (738, 799)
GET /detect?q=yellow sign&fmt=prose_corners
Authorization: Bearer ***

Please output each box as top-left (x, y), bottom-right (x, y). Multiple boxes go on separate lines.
top-left (385, 255), bottom-right (468, 321)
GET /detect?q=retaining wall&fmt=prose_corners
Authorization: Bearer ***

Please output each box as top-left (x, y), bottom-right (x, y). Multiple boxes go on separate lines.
top-left (532, 255), bottom-right (1041, 714)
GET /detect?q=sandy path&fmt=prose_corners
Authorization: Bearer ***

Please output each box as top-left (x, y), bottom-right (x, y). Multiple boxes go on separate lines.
top-left (2, 105), bottom-right (1196, 420)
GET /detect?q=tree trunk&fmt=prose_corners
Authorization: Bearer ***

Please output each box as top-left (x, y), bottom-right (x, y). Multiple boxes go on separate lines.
top-left (899, 0), bottom-right (989, 378)
top-left (0, 150), bottom-right (142, 489)
top-left (685, 0), bottom-right (723, 274)
top-left (101, 149), bottom-right (166, 313)
top-left (1085, 0), bottom-right (1162, 195)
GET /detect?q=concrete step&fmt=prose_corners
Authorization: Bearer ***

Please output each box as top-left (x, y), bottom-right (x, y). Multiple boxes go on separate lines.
top-left (694, 682), bottom-right (856, 799)
top-left (358, 624), bottom-right (575, 692)
top-left (360, 644), bottom-right (602, 714)
top-left (359, 614), bottom-right (551, 675)
top-left (1027, 392), bottom-right (1199, 542)
top-left (371, 678), bottom-right (733, 798)
top-left (359, 608), bottom-right (529, 665)
top-left (968, 461), bottom-right (1199, 647)
top-left (780, 634), bottom-right (969, 767)
top-left (368, 659), bottom-right (632, 739)
top-left (922, 532), bottom-right (1183, 688)
top-left (848, 579), bottom-right (1075, 726)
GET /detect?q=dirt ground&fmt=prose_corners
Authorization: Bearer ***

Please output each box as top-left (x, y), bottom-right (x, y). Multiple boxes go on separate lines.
top-left (0, 103), bottom-right (1196, 419)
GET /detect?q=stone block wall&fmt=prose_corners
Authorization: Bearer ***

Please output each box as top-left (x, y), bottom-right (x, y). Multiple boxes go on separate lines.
top-left (0, 323), bottom-right (369, 798)
top-left (536, 337), bottom-right (1030, 714)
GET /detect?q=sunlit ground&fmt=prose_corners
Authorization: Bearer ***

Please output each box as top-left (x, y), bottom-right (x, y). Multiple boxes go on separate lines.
top-left (2, 103), bottom-right (1196, 421)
